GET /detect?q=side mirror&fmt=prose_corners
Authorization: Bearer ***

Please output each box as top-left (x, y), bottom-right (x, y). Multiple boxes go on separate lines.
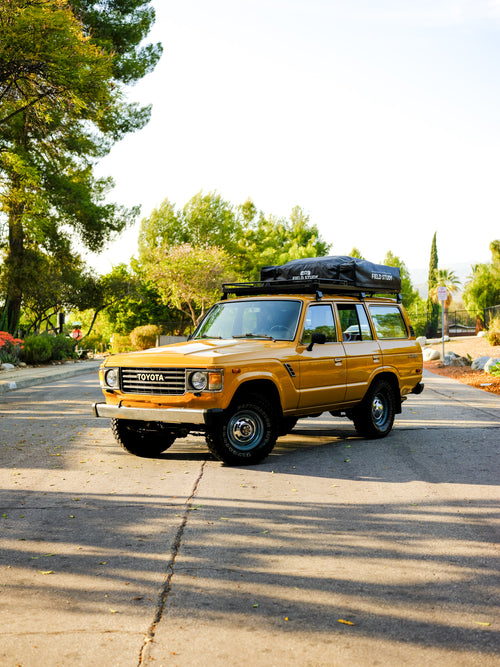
top-left (307, 332), bottom-right (326, 351)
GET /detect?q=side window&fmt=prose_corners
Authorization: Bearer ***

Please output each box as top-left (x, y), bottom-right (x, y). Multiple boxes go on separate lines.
top-left (356, 305), bottom-right (373, 340)
top-left (337, 304), bottom-right (373, 341)
top-left (301, 304), bottom-right (337, 345)
top-left (369, 305), bottom-right (408, 339)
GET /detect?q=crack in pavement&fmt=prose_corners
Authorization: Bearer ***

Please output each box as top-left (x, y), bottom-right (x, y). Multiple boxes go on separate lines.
top-left (137, 460), bottom-right (207, 665)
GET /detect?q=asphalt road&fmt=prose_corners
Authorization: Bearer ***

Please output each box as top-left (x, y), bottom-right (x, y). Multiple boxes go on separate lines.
top-left (0, 369), bottom-right (499, 666)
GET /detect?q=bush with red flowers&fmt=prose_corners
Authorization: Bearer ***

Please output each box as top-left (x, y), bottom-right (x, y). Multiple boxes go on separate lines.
top-left (0, 332), bottom-right (24, 365)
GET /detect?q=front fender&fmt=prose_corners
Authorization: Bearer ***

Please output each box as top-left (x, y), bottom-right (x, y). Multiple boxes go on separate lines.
top-left (226, 366), bottom-right (299, 411)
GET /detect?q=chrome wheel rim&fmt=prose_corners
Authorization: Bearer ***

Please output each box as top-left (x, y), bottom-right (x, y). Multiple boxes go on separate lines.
top-left (227, 409), bottom-right (264, 451)
top-left (372, 393), bottom-right (388, 427)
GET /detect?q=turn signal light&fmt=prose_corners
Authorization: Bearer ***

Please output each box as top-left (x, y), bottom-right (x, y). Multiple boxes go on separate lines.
top-left (208, 371), bottom-right (223, 390)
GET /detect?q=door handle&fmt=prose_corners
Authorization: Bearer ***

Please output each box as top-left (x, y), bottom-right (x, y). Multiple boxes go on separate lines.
top-left (373, 356), bottom-right (380, 363)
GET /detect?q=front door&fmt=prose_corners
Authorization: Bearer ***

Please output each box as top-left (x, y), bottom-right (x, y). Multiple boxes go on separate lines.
top-left (297, 303), bottom-right (346, 408)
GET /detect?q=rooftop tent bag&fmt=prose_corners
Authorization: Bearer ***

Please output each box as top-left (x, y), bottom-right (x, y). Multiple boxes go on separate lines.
top-left (260, 256), bottom-right (401, 292)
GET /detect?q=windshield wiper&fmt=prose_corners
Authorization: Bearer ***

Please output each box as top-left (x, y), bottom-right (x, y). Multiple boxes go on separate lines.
top-left (199, 334), bottom-right (223, 339)
top-left (232, 333), bottom-right (274, 340)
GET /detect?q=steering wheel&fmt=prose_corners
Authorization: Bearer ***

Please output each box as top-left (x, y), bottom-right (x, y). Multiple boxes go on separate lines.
top-left (270, 325), bottom-right (291, 339)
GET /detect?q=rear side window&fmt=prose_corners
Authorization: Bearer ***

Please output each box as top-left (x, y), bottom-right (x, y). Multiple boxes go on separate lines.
top-left (369, 305), bottom-right (408, 339)
top-left (302, 304), bottom-right (337, 344)
top-left (337, 304), bottom-right (373, 341)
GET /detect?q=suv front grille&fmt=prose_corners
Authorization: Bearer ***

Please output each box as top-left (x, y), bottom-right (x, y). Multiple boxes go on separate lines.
top-left (121, 368), bottom-right (185, 395)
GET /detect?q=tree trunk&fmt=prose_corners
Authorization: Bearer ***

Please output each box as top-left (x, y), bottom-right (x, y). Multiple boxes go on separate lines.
top-left (3, 116), bottom-right (29, 334)
top-left (4, 206), bottom-right (25, 335)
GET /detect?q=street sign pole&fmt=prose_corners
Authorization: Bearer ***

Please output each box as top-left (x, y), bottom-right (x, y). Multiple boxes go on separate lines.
top-left (441, 303), bottom-right (445, 360)
top-left (437, 286), bottom-right (448, 361)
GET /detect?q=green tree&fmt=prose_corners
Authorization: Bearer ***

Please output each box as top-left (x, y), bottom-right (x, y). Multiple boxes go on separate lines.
top-left (238, 197), bottom-right (258, 227)
top-left (463, 240), bottom-right (500, 324)
top-left (78, 264), bottom-right (142, 339)
top-left (425, 232), bottom-right (439, 337)
top-left (16, 247), bottom-right (99, 335)
top-left (491, 240), bottom-right (500, 262)
top-left (183, 191), bottom-right (242, 253)
top-left (137, 199), bottom-right (183, 262)
top-left (0, 0), bottom-right (160, 333)
top-left (238, 205), bottom-right (330, 278)
top-left (71, 0), bottom-right (162, 85)
top-left (0, 0), bottom-right (87, 125)
top-left (138, 195), bottom-right (330, 282)
top-left (348, 247), bottom-right (364, 259)
top-left (103, 263), bottom-right (181, 335)
top-left (137, 191), bottom-right (241, 264)
top-left (382, 251), bottom-right (419, 310)
top-left (0, 0), bottom-right (161, 124)
top-left (144, 244), bottom-right (240, 327)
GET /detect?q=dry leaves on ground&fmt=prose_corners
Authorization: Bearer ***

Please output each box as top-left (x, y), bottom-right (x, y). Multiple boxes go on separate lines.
top-left (423, 336), bottom-right (500, 396)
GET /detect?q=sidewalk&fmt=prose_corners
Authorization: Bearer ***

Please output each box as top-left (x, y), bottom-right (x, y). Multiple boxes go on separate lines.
top-left (0, 358), bottom-right (101, 393)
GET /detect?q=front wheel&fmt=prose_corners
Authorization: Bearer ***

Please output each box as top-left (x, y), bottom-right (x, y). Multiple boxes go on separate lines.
top-left (206, 394), bottom-right (278, 465)
top-left (111, 419), bottom-right (177, 457)
top-left (352, 380), bottom-right (396, 439)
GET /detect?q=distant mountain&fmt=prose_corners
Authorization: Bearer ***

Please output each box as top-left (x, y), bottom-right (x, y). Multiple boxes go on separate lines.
top-left (410, 262), bottom-right (477, 298)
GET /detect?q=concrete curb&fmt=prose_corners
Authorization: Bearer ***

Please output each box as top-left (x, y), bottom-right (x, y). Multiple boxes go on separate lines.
top-left (0, 359), bottom-right (101, 393)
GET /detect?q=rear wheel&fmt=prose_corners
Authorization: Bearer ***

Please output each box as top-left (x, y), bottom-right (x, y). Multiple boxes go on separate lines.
top-left (111, 419), bottom-right (177, 457)
top-left (352, 380), bottom-right (396, 438)
top-left (206, 394), bottom-right (277, 465)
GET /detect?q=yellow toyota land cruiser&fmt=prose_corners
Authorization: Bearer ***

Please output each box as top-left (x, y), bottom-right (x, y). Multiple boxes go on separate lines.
top-left (93, 256), bottom-right (424, 465)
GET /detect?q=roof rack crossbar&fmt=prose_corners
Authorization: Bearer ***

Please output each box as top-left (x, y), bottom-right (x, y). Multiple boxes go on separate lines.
top-left (221, 279), bottom-right (401, 299)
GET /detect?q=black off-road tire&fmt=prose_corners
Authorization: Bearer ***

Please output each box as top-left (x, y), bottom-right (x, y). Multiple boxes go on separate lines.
top-left (111, 419), bottom-right (177, 457)
top-left (205, 394), bottom-right (278, 465)
top-left (351, 379), bottom-right (396, 439)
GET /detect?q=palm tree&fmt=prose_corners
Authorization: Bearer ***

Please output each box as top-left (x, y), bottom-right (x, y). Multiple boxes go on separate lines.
top-left (430, 269), bottom-right (461, 336)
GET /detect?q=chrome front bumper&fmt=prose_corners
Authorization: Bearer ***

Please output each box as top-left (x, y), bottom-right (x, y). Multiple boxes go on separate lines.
top-left (92, 402), bottom-right (221, 425)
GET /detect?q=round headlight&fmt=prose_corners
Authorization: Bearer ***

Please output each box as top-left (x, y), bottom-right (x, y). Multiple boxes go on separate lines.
top-left (104, 368), bottom-right (118, 388)
top-left (190, 371), bottom-right (208, 391)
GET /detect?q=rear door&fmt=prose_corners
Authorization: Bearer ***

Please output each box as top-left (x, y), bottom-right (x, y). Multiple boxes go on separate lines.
top-left (368, 304), bottom-right (421, 392)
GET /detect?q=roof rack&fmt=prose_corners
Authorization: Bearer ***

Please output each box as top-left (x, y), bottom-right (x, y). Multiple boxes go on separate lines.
top-left (222, 279), bottom-right (402, 301)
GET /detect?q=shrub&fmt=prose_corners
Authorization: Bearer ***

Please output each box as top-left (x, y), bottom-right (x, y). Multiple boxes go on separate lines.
top-left (489, 362), bottom-right (500, 377)
top-left (129, 324), bottom-right (161, 350)
top-left (20, 334), bottom-right (77, 364)
top-left (50, 334), bottom-right (77, 361)
top-left (21, 335), bottom-right (52, 364)
top-left (0, 331), bottom-right (24, 365)
top-left (486, 317), bottom-right (500, 346)
top-left (111, 333), bottom-right (132, 354)
top-left (83, 332), bottom-right (110, 353)
top-left (409, 312), bottom-right (428, 338)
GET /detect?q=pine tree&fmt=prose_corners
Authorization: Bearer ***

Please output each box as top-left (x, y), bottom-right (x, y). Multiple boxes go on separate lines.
top-left (0, 1), bottom-right (161, 333)
top-left (426, 232), bottom-right (439, 337)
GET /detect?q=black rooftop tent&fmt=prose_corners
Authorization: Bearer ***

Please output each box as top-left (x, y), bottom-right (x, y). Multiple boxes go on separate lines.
top-left (260, 256), bottom-right (401, 291)
top-left (222, 256), bottom-right (402, 299)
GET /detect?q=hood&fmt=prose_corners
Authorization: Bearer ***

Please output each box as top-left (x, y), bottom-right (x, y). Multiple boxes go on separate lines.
top-left (104, 338), bottom-right (288, 367)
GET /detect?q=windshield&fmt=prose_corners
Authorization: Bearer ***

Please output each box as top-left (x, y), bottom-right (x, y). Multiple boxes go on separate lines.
top-left (193, 299), bottom-right (302, 341)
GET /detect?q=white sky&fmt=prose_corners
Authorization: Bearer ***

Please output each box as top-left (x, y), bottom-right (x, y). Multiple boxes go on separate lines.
top-left (91, 0), bottom-right (500, 278)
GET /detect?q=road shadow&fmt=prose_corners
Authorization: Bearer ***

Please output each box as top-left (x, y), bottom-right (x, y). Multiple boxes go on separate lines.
top-left (0, 487), bottom-right (498, 659)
